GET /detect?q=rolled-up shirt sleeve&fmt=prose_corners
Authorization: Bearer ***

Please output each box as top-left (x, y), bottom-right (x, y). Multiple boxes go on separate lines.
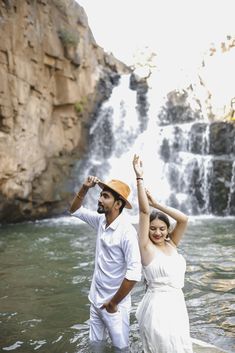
top-left (71, 206), bottom-right (102, 230)
top-left (122, 228), bottom-right (142, 282)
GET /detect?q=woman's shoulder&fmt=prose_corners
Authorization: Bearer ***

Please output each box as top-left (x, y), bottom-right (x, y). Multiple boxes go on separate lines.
top-left (166, 237), bottom-right (177, 248)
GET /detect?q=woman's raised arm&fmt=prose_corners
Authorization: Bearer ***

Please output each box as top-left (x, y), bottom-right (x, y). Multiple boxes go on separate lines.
top-left (132, 155), bottom-right (151, 251)
top-left (146, 190), bottom-right (188, 246)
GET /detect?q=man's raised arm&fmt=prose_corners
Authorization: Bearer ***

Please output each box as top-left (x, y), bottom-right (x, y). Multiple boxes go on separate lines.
top-left (69, 175), bottom-right (100, 213)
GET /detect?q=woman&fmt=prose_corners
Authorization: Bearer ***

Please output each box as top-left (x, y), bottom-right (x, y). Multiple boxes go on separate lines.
top-left (132, 154), bottom-right (193, 353)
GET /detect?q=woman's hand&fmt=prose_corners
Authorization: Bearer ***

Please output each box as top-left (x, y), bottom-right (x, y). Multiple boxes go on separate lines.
top-left (132, 154), bottom-right (144, 178)
top-left (146, 189), bottom-right (157, 207)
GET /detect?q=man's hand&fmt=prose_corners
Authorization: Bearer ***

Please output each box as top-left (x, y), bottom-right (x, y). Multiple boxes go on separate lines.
top-left (101, 301), bottom-right (118, 314)
top-left (100, 279), bottom-right (137, 314)
top-left (69, 175), bottom-right (100, 213)
top-left (84, 175), bottom-right (100, 188)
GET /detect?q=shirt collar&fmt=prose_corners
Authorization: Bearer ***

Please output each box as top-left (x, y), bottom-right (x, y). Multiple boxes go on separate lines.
top-left (102, 212), bottom-right (125, 231)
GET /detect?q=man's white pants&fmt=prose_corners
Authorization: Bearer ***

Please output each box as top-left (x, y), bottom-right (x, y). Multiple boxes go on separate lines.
top-left (89, 303), bottom-right (130, 350)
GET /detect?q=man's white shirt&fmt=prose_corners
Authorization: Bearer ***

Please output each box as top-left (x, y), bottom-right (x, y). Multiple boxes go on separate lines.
top-left (72, 206), bottom-right (142, 308)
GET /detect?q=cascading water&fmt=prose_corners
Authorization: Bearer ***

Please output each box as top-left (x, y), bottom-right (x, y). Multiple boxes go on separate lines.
top-left (226, 160), bottom-right (235, 213)
top-left (77, 72), bottom-right (235, 216)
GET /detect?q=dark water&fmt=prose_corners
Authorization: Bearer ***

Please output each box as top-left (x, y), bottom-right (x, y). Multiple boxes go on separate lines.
top-left (0, 216), bottom-right (234, 353)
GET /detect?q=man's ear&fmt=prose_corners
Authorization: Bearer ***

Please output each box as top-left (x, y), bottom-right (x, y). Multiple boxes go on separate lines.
top-left (115, 199), bottom-right (122, 210)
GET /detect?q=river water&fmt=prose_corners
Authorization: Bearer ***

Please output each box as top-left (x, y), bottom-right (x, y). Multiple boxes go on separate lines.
top-left (0, 215), bottom-right (234, 353)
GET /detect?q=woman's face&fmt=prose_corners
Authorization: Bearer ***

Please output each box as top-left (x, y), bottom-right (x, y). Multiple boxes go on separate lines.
top-left (149, 218), bottom-right (168, 245)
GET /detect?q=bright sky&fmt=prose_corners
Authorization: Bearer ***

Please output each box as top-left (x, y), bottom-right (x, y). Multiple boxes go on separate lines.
top-left (75, 0), bottom-right (235, 196)
top-left (77, 0), bottom-right (235, 69)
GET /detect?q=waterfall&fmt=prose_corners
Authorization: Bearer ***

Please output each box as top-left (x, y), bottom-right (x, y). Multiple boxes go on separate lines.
top-left (226, 161), bottom-right (235, 215)
top-left (77, 73), bottom-right (235, 216)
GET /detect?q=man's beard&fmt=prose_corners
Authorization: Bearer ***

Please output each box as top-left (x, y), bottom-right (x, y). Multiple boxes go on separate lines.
top-left (97, 204), bottom-right (105, 214)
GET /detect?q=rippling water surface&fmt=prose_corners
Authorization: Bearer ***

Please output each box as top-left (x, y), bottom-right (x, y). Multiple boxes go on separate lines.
top-left (0, 216), bottom-right (234, 352)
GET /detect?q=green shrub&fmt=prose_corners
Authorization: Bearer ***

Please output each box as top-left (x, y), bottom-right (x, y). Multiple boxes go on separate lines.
top-left (74, 97), bottom-right (88, 115)
top-left (74, 101), bottom-right (83, 114)
top-left (58, 29), bottom-right (78, 47)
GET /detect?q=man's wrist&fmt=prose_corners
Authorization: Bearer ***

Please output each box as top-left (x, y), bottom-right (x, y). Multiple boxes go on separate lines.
top-left (76, 184), bottom-right (89, 199)
top-left (109, 300), bottom-right (117, 308)
top-left (106, 301), bottom-right (118, 313)
top-left (76, 193), bottom-right (83, 200)
top-left (82, 184), bottom-right (89, 190)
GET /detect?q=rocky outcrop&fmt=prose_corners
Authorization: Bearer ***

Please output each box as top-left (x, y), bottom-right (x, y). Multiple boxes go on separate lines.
top-left (158, 90), bottom-right (203, 126)
top-left (154, 35), bottom-right (235, 216)
top-left (158, 93), bottom-right (235, 215)
top-left (0, 0), bottom-right (130, 223)
top-left (129, 72), bottom-right (149, 131)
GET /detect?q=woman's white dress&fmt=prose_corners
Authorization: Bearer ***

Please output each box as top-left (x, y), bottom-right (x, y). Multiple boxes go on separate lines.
top-left (136, 246), bottom-right (193, 353)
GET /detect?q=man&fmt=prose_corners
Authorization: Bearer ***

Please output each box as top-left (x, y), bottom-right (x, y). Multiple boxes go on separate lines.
top-left (70, 176), bottom-right (141, 352)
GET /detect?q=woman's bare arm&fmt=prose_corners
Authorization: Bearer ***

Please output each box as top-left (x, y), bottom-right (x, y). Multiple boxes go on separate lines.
top-left (132, 155), bottom-right (152, 252)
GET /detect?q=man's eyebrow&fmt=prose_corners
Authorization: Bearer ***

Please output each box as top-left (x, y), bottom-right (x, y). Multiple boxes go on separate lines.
top-left (100, 191), bottom-right (109, 196)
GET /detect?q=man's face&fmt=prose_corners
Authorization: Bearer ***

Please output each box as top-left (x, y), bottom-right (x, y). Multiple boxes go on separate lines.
top-left (97, 189), bottom-right (117, 214)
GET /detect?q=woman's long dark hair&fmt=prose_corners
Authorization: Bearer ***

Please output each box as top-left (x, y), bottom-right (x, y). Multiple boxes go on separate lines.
top-left (150, 210), bottom-right (170, 229)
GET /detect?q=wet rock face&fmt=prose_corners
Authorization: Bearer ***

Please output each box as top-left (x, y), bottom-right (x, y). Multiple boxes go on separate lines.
top-left (0, 0), bottom-right (130, 223)
top-left (158, 90), bottom-right (202, 126)
top-left (189, 123), bottom-right (208, 154)
top-left (158, 93), bottom-right (235, 215)
top-left (129, 72), bottom-right (150, 133)
top-left (207, 123), bottom-right (235, 215)
top-left (209, 159), bottom-right (233, 215)
top-left (209, 122), bottom-right (235, 155)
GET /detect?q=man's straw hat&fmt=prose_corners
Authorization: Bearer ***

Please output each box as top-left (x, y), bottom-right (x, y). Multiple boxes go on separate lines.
top-left (98, 179), bottom-right (132, 209)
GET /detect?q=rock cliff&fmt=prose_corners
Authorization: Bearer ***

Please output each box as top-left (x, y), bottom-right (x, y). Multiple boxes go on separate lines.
top-left (0, 0), bottom-right (129, 223)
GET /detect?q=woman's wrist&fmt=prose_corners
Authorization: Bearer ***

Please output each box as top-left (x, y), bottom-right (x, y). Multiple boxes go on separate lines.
top-left (136, 177), bottom-right (144, 186)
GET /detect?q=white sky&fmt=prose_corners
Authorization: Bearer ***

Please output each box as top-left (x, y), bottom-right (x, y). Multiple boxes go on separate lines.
top-left (75, 0), bottom-right (235, 194)
top-left (77, 0), bottom-right (235, 69)
top-left (76, 0), bottom-right (235, 116)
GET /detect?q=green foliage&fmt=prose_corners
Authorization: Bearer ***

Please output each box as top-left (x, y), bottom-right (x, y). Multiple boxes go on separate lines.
top-left (74, 97), bottom-right (87, 115)
top-left (74, 101), bottom-right (83, 114)
top-left (58, 29), bottom-right (78, 47)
